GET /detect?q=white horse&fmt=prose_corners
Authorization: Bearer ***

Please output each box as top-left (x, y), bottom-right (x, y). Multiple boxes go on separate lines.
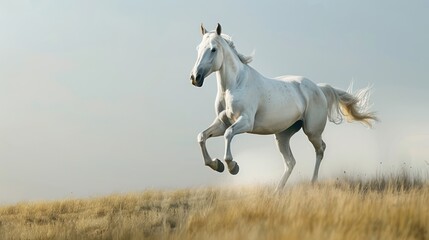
top-left (190, 24), bottom-right (377, 190)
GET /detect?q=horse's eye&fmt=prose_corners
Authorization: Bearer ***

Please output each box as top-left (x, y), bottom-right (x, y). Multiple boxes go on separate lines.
top-left (211, 48), bottom-right (217, 53)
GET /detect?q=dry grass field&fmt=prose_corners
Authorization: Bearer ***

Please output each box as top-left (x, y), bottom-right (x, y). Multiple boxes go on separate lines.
top-left (1, 173), bottom-right (428, 240)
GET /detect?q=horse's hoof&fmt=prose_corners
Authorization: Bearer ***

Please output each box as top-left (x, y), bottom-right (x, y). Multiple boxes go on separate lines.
top-left (229, 162), bottom-right (239, 175)
top-left (214, 159), bottom-right (224, 173)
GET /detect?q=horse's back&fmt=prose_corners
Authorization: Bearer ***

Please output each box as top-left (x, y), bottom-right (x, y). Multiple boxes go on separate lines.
top-left (275, 75), bottom-right (305, 82)
top-left (275, 75), bottom-right (327, 106)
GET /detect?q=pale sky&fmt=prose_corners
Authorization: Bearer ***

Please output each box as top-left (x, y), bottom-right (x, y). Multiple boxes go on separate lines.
top-left (1, 1), bottom-right (428, 204)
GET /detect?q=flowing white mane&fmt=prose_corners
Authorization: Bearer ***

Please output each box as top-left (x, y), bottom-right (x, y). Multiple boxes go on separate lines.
top-left (220, 34), bottom-right (253, 64)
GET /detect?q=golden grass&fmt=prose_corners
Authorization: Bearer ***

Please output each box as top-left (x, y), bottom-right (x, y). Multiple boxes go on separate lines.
top-left (1, 174), bottom-right (428, 240)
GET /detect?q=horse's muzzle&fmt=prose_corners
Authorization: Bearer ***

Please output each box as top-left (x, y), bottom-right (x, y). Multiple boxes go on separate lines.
top-left (190, 73), bottom-right (204, 87)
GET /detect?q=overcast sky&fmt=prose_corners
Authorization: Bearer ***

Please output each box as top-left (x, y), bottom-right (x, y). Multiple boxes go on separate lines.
top-left (1, 1), bottom-right (428, 204)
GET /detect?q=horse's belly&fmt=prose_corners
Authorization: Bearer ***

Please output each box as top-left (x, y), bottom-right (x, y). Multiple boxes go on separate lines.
top-left (250, 106), bottom-right (303, 134)
top-left (249, 83), bottom-right (305, 134)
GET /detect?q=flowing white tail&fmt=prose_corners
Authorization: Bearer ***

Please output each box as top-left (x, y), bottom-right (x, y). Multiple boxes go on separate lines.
top-left (318, 84), bottom-right (378, 127)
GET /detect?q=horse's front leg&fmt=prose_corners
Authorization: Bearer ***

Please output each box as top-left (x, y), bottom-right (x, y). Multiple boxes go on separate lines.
top-left (224, 115), bottom-right (253, 175)
top-left (197, 118), bottom-right (227, 172)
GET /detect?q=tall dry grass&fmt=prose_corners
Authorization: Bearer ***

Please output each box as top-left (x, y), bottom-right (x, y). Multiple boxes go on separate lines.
top-left (1, 173), bottom-right (428, 240)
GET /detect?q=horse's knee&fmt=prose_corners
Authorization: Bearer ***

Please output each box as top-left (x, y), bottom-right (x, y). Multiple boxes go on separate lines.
top-left (224, 127), bottom-right (234, 141)
top-left (197, 132), bottom-right (205, 144)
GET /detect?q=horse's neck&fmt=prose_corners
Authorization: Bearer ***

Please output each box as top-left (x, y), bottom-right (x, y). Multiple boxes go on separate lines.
top-left (216, 52), bottom-right (245, 93)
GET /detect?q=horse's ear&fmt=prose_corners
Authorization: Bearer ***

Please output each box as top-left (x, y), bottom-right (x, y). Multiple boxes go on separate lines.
top-left (216, 23), bottom-right (222, 35)
top-left (200, 23), bottom-right (207, 35)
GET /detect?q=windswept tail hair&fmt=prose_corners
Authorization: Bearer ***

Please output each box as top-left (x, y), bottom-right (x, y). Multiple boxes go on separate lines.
top-left (318, 83), bottom-right (378, 127)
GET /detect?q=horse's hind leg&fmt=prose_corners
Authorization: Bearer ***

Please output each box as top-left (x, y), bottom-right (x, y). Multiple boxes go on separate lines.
top-left (198, 118), bottom-right (227, 173)
top-left (308, 135), bottom-right (326, 183)
top-left (275, 120), bottom-right (302, 191)
top-left (303, 114), bottom-right (327, 183)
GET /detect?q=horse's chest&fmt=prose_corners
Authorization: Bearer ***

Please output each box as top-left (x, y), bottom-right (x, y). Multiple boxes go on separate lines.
top-left (218, 91), bottom-right (249, 123)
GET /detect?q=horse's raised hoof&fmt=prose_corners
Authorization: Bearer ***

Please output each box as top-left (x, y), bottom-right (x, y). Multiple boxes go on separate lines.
top-left (229, 162), bottom-right (239, 175)
top-left (214, 159), bottom-right (224, 173)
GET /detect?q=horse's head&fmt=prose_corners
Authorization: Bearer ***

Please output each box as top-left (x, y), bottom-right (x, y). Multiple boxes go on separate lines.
top-left (190, 23), bottom-right (224, 87)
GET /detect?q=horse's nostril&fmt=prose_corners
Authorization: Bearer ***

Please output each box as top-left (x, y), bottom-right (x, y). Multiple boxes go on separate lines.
top-left (196, 74), bottom-right (202, 81)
